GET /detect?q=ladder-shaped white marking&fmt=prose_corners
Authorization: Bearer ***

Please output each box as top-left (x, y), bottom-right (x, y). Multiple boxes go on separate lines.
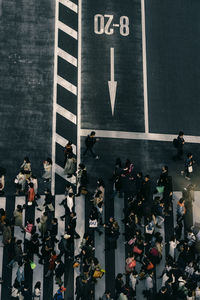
top-left (57, 48), bottom-right (77, 67)
top-left (57, 75), bottom-right (77, 95)
top-left (55, 164), bottom-right (76, 185)
top-left (59, 0), bottom-right (78, 13)
top-left (56, 103), bottom-right (77, 125)
top-left (55, 133), bottom-right (77, 155)
top-left (58, 20), bottom-right (78, 40)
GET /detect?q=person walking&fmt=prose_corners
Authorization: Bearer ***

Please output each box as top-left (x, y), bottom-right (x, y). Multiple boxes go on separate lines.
top-left (45, 250), bottom-right (57, 277)
top-left (55, 259), bottom-right (65, 285)
top-left (83, 131), bottom-right (99, 159)
top-left (13, 205), bottom-right (23, 228)
top-left (42, 158), bottom-right (52, 182)
top-left (173, 131), bottom-right (185, 160)
top-left (64, 153), bottom-right (76, 178)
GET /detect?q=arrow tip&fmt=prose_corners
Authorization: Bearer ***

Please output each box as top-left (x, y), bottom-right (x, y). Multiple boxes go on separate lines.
top-left (108, 81), bottom-right (117, 116)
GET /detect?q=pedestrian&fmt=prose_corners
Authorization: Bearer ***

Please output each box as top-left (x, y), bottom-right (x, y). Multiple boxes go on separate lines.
top-left (83, 131), bottom-right (99, 159)
top-left (60, 193), bottom-right (74, 221)
top-left (13, 205), bottom-right (23, 228)
top-left (2, 219), bottom-right (12, 246)
top-left (182, 153), bottom-right (194, 180)
top-left (115, 273), bottom-right (124, 299)
top-left (49, 218), bottom-right (58, 244)
top-left (16, 261), bottom-right (24, 285)
top-left (55, 259), bottom-right (65, 285)
top-left (27, 182), bottom-right (35, 205)
top-left (38, 212), bottom-right (48, 238)
top-left (64, 140), bottom-right (73, 166)
top-left (76, 164), bottom-right (88, 197)
top-left (29, 175), bottom-right (40, 199)
top-left (7, 239), bottom-right (23, 268)
top-left (64, 153), bottom-right (76, 178)
top-left (42, 158), bottom-right (52, 182)
top-left (45, 250), bottom-right (57, 277)
top-left (176, 198), bottom-right (186, 224)
top-left (53, 286), bottom-right (66, 300)
top-left (14, 170), bottom-right (26, 195)
top-left (20, 156), bottom-right (32, 179)
top-left (101, 289), bottom-right (112, 300)
top-left (173, 131), bottom-right (185, 160)
top-left (33, 281), bottom-right (41, 300)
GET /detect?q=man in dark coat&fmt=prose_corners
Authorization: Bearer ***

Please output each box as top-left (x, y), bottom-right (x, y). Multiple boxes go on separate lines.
top-left (55, 259), bottom-right (65, 285)
top-left (83, 131), bottom-right (99, 159)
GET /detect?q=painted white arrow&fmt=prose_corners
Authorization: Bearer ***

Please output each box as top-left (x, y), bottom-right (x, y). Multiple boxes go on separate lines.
top-left (108, 47), bottom-right (117, 116)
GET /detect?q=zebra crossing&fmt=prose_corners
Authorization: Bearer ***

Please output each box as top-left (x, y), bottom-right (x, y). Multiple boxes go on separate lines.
top-left (0, 191), bottom-right (193, 299)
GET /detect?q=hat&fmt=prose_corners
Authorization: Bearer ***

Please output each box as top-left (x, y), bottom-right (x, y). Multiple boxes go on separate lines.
top-left (64, 234), bottom-right (71, 240)
top-left (60, 286), bottom-right (66, 292)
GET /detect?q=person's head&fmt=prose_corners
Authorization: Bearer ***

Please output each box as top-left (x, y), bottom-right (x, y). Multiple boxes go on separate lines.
top-left (31, 175), bottom-right (37, 179)
top-left (97, 178), bottom-right (104, 187)
top-left (46, 157), bottom-right (52, 165)
top-left (51, 250), bottom-right (56, 256)
top-left (44, 188), bottom-right (51, 194)
top-left (24, 156), bottom-right (30, 163)
top-left (34, 281), bottom-right (41, 290)
top-left (52, 218), bottom-right (57, 224)
top-left (162, 165), bottom-right (168, 173)
top-left (17, 204), bottom-right (23, 212)
top-left (144, 175), bottom-right (150, 181)
top-left (179, 198), bottom-right (185, 204)
top-left (16, 239), bottom-right (22, 246)
top-left (90, 131), bottom-right (96, 137)
top-left (105, 289), bottom-right (111, 296)
top-left (109, 216), bottom-right (114, 223)
top-left (161, 286), bottom-right (167, 294)
top-left (68, 153), bottom-right (73, 159)
top-left (67, 140), bottom-right (72, 146)
top-left (68, 192), bottom-right (74, 198)
top-left (116, 273), bottom-right (123, 280)
top-left (79, 163), bottom-right (85, 170)
top-left (187, 152), bottom-right (193, 159)
top-left (179, 131), bottom-right (184, 137)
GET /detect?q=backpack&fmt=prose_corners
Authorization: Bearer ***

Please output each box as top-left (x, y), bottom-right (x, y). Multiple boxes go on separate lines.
top-left (173, 138), bottom-right (178, 148)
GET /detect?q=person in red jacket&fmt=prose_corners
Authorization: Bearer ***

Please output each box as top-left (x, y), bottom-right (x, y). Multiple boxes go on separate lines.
top-left (45, 250), bottom-right (57, 277)
top-left (28, 182), bottom-right (35, 204)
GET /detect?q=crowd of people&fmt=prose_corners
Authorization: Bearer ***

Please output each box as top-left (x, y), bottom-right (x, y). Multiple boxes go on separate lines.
top-left (0, 130), bottom-right (200, 300)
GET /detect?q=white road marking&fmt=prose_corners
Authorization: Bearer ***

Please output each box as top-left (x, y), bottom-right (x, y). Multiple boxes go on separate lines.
top-left (57, 47), bottom-right (77, 67)
top-left (80, 129), bottom-right (200, 144)
top-left (58, 20), bottom-right (78, 40)
top-left (0, 197), bottom-right (6, 298)
top-left (55, 164), bottom-right (76, 185)
top-left (193, 192), bottom-right (200, 226)
top-left (141, 0), bottom-right (149, 133)
top-left (56, 103), bottom-right (77, 124)
top-left (51, 0), bottom-right (59, 195)
top-left (12, 197), bottom-right (26, 286)
top-left (74, 0), bottom-right (83, 297)
top-left (53, 195), bottom-right (65, 296)
top-left (108, 48), bottom-right (117, 116)
top-left (57, 75), bottom-right (77, 95)
top-left (59, 0), bottom-right (78, 13)
top-left (55, 133), bottom-right (77, 155)
top-left (32, 196), bottom-right (45, 300)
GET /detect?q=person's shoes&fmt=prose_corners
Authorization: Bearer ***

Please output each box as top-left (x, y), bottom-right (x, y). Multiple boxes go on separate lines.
top-left (37, 208), bottom-right (42, 211)
top-left (75, 194), bottom-right (80, 197)
top-left (67, 174), bottom-right (72, 178)
top-left (181, 171), bottom-right (184, 175)
top-left (75, 235), bottom-right (80, 239)
top-left (185, 176), bottom-right (191, 181)
top-left (60, 217), bottom-right (64, 221)
top-left (95, 155), bottom-right (100, 160)
top-left (59, 203), bottom-right (63, 206)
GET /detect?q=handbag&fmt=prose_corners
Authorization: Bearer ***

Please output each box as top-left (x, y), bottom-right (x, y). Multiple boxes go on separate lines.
top-left (188, 165), bottom-right (193, 173)
top-left (14, 178), bottom-right (19, 184)
top-left (30, 261), bottom-right (37, 270)
top-left (73, 262), bottom-right (80, 268)
top-left (128, 260), bottom-right (136, 269)
top-left (89, 219), bottom-right (98, 228)
top-left (133, 246), bottom-right (142, 254)
top-left (25, 231), bottom-right (32, 241)
top-left (146, 261), bottom-right (154, 270)
top-left (93, 270), bottom-right (103, 278)
top-left (156, 186), bottom-right (164, 193)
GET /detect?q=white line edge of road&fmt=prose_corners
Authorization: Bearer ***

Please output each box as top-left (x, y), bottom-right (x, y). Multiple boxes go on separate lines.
top-left (51, 0), bottom-right (59, 195)
top-left (141, 0), bottom-right (149, 134)
top-left (80, 129), bottom-right (200, 144)
top-left (74, 0), bottom-right (82, 298)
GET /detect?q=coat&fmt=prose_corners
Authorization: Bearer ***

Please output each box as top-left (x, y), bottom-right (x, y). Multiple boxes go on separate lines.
top-left (28, 187), bottom-right (35, 202)
top-left (13, 209), bottom-right (23, 227)
top-left (64, 157), bottom-right (76, 175)
top-left (3, 225), bottom-right (11, 245)
top-left (38, 215), bottom-right (48, 236)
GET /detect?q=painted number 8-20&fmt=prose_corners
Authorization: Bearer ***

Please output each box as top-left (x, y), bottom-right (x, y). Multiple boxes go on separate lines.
top-left (94, 14), bottom-right (130, 36)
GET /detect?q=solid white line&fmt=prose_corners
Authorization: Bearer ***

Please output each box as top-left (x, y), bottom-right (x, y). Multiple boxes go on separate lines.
top-left (12, 197), bottom-right (26, 286)
top-left (74, 0), bottom-right (83, 297)
top-left (56, 103), bottom-right (77, 124)
top-left (110, 48), bottom-right (114, 82)
top-left (58, 20), bottom-right (78, 40)
top-left (193, 192), bottom-right (200, 226)
top-left (57, 47), bottom-right (77, 67)
top-left (59, 0), bottom-right (78, 13)
top-left (80, 129), bottom-right (200, 144)
top-left (0, 197), bottom-right (6, 299)
top-left (55, 133), bottom-right (77, 155)
top-left (57, 75), bottom-right (77, 95)
top-left (32, 196), bottom-right (45, 300)
top-left (141, 0), bottom-right (149, 133)
top-left (51, 0), bottom-right (59, 195)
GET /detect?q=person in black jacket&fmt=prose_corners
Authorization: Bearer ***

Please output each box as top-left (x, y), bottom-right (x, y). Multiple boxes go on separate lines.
top-left (173, 131), bottom-right (185, 160)
top-left (83, 131), bottom-right (99, 159)
top-left (55, 259), bottom-right (65, 285)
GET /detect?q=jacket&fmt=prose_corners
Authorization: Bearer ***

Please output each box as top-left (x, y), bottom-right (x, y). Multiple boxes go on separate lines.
top-left (55, 261), bottom-right (65, 277)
